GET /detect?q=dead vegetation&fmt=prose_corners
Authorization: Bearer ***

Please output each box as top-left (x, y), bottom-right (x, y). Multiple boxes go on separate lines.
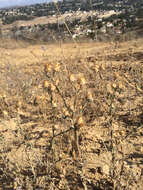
top-left (0, 39), bottom-right (143, 189)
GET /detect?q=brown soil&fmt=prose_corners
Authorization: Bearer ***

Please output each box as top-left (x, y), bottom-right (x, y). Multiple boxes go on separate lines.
top-left (0, 38), bottom-right (143, 189)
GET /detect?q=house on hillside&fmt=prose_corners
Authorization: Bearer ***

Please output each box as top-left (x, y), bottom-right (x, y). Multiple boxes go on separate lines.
top-left (100, 25), bottom-right (106, 33)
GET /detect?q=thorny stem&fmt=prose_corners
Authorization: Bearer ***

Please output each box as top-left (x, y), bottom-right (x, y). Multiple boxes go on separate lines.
top-left (46, 74), bottom-right (80, 158)
top-left (49, 126), bottom-right (74, 151)
top-left (47, 74), bottom-right (74, 117)
top-left (109, 86), bottom-right (117, 189)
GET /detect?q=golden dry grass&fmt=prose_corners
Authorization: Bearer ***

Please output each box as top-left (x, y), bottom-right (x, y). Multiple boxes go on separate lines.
top-left (0, 38), bottom-right (143, 189)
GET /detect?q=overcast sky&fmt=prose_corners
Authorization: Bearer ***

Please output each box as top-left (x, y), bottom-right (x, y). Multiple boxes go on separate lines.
top-left (0, 0), bottom-right (51, 8)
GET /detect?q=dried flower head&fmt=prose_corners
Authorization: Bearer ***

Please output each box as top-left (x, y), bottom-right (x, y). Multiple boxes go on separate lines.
top-left (87, 90), bottom-right (94, 101)
top-left (112, 83), bottom-right (117, 89)
top-left (50, 83), bottom-right (56, 91)
top-left (18, 100), bottom-right (22, 107)
top-left (114, 72), bottom-right (120, 79)
top-left (77, 116), bottom-right (84, 127)
top-left (119, 130), bottom-right (126, 136)
top-left (79, 76), bottom-right (86, 85)
top-left (54, 63), bottom-right (61, 72)
top-left (43, 80), bottom-right (49, 88)
top-left (52, 101), bottom-right (57, 107)
top-left (118, 82), bottom-right (124, 89)
top-left (107, 83), bottom-right (114, 94)
top-left (45, 63), bottom-right (52, 73)
top-left (54, 124), bottom-right (59, 130)
top-left (70, 74), bottom-right (77, 82)
top-left (63, 108), bottom-right (70, 117)
top-left (3, 110), bottom-right (8, 117)
top-left (94, 65), bottom-right (99, 72)
top-left (56, 79), bottom-right (59, 85)
top-left (101, 64), bottom-right (105, 70)
top-left (74, 83), bottom-right (80, 90)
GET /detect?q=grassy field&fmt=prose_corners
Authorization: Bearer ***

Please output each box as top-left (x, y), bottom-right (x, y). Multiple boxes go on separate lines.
top-left (0, 38), bottom-right (143, 189)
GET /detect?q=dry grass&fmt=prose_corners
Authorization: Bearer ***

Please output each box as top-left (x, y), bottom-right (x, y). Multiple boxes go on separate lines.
top-left (0, 38), bottom-right (143, 189)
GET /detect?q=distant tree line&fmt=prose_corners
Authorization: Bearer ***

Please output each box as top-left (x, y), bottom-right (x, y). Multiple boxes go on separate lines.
top-left (2, 15), bottom-right (34, 25)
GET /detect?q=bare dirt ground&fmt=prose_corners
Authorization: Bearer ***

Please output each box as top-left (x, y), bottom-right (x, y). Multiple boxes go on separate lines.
top-left (0, 38), bottom-right (143, 189)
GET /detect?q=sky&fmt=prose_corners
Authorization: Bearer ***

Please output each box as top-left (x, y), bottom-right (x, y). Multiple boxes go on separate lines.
top-left (0, 0), bottom-right (51, 8)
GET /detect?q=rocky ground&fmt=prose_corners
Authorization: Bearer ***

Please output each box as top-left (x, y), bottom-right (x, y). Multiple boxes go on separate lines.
top-left (0, 38), bottom-right (143, 189)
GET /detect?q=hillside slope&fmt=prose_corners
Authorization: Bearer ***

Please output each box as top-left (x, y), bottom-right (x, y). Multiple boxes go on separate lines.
top-left (0, 39), bottom-right (143, 189)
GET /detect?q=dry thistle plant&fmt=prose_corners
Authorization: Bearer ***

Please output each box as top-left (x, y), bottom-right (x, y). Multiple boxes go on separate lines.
top-left (43, 57), bottom-right (99, 162)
